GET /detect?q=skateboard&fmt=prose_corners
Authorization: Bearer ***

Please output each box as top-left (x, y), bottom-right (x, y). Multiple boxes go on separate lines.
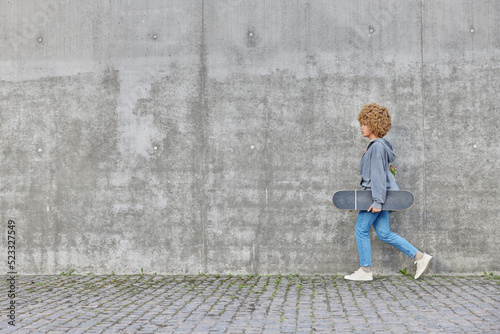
top-left (332, 190), bottom-right (414, 211)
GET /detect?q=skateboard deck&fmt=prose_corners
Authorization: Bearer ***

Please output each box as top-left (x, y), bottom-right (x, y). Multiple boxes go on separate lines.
top-left (332, 190), bottom-right (414, 211)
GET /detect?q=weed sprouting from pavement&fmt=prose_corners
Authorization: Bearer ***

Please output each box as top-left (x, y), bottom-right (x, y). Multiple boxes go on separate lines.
top-left (60, 269), bottom-right (75, 276)
top-left (399, 268), bottom-right (412, 278)
top-left (483, 272), bottom-right (500, 280)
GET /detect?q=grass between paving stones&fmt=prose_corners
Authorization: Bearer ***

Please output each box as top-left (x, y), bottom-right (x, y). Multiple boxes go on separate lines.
top-left (6, 272), bottom-right (499, 331)
top-left (19, 271), bottom-right (500, 293)
top-left (483, 272), bottom-right (500, 280)
top-left (15, 271), bottom-right (500, 306)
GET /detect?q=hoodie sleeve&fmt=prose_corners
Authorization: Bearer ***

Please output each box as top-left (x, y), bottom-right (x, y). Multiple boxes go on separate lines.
top-left (369, 143), bottom-right (388, 210)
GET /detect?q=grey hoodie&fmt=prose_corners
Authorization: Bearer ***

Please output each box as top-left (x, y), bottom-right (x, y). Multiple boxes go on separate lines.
top-left (359, 138), bottom-right (399, 210)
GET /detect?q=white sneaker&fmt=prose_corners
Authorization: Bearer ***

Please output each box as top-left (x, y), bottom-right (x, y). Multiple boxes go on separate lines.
top-left (344, 268), bottom-right (373, 281)
top-left (415, 253), bottom-right (432, 279)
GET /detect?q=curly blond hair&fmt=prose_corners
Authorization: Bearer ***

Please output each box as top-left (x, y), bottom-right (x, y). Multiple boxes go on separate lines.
top-left (357, 103), bottom-right (392, 138)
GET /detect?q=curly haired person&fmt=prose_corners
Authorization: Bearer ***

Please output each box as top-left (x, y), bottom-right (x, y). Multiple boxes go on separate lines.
top-left (344, 103), bottom-right (432, 281)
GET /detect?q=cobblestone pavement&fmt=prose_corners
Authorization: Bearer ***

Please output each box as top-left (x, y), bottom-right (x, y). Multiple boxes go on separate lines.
top-left (1, 274), bottom-right (499, 333)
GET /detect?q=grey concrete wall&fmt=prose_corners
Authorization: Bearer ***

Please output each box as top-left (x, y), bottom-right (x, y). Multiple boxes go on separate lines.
top-left (0, 0), bottom-right (498, 275)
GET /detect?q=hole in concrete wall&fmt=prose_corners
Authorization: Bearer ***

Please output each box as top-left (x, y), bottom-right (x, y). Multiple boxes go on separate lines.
top-left (246, 28), bottom-right (257, 48)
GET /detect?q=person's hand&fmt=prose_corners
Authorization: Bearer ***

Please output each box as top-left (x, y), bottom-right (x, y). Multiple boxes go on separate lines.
top-left (367, 206), bottom-right (381, 213)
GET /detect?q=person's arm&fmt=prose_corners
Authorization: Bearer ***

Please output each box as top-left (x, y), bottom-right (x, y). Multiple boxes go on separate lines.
top-left (367, 144), bottom-right (387, 212)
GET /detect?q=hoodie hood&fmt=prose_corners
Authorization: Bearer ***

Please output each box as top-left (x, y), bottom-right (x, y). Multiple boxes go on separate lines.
top-left (372, 138), bottom-right (396, 163)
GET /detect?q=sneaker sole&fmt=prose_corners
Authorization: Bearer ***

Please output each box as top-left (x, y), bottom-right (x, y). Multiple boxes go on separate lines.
top-left (344, 276), bottom-right (373, 281)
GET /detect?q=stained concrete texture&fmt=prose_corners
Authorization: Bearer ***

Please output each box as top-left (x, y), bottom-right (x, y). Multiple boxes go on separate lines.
top-left (0, 1), bottom-right (499, 275)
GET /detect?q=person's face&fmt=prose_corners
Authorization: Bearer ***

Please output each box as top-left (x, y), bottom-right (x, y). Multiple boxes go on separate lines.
top-left (360, 124), bottom-right (373, 138)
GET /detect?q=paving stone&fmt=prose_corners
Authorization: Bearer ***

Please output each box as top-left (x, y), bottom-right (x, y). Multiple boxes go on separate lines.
top-left (0, 275), bottom-right (499, 333)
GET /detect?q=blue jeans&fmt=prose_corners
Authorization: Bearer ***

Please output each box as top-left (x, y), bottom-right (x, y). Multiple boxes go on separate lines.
top-left (355, 210), bottom-right (418, 267)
